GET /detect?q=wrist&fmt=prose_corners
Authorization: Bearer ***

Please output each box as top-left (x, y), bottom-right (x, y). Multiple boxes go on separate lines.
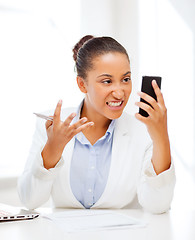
top-left (45, 140), bottom-right (65, 155)
top-left (152, 135), bottom-right (171, 175)
top-left (152, 130), bottom-right (170, 147)
top-left (41, 141), bottom-right (64, 169)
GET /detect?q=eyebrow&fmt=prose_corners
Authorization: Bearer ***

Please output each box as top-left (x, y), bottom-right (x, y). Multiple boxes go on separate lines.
top-left (123, 71), bottom-right (131, 76)
top-left (97, 71), bottom-right (131, 78)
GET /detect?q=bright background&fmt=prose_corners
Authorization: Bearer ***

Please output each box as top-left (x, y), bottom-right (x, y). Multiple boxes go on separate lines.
top-left (0, 0), bottom-right (195, 209)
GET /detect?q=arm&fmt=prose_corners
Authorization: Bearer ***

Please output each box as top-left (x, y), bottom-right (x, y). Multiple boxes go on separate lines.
top-left (42, 100), bottom-right (94, 169)
top-left (137, 142), bottom-right (175, 214)
top-left (135, 80), bottom-right (171, 175)
top-left (17, 118), bottom-right (61, 209)
top-left (135, 80), bottom-right (175, 213)
top-left (18, 100), bottom-right (94, 209)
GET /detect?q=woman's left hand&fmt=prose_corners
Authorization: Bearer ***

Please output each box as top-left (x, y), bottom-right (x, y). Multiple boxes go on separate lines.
top-left (135, 80), bottom-right (171, 175)
top-left (135, 80), bottom-right (168, 143)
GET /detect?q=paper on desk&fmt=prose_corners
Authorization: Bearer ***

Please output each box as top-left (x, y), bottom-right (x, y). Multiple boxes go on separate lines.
top-left (43, 210), bottom-right (146, 233)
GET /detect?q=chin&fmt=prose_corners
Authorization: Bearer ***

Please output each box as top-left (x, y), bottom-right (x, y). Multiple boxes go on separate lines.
top-left (107, 111), bottom-right (123, 120)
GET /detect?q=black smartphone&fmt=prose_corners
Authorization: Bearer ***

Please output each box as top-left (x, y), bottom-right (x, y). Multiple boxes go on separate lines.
top-left (139, 76), bottom-right (162, 117)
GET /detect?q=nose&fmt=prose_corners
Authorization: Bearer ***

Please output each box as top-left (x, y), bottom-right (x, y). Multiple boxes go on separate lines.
top-left (112, 89), bottom-right (124, 99)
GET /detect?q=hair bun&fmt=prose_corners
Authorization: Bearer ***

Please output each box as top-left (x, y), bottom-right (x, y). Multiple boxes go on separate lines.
top-left (73, 35), bottom-right (94, 62)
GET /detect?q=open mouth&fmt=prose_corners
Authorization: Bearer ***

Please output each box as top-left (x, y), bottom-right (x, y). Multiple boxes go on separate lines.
top-left (106, 100), bottom-right (123, 107)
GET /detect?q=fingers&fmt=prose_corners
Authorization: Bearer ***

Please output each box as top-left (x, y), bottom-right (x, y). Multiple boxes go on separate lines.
top-left (136, 80), bottom-right (166, 115)
top-left (152, 80), bottom-right (165, 106)
top-left (73, 121), bottom-right (94, 135)
top-left (135, 91), bottom-right (158, 118)
top-left (135, 80), bottom-right (166, 119)
top-left (53, 100), bottom-right (62, 123)
top-left (68, 116), bottom-right (88, 129)
top-left (135, 101), bottom-right (154, 117)
top-left (137, 91), bottom-right (159, 111)
top-left (50, 100), bottom-right (95, 142)
top-left (135, 80), bottom-right (167, 123)
top-left (63, 112), bottom-right (77, 127)
top-left (64, 114), bottom-right (94, 133)
top-left (45, 119), bottom-right (53, 129)
top-left (62, 112), bottom-right (94, 135)
top-left (71, 118), bottom-right (94, 131)
top-left (135, 112), bottom-right (148, 124)
top-left (45, 115), bottom-right (54, 129)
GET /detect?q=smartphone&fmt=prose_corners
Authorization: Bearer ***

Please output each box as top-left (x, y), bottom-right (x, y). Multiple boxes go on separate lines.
top-left (139, 76), bottom-right (162, 117)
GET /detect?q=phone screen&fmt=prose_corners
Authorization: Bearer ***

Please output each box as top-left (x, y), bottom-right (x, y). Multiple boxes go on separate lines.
top-left (139, 76), bottom-right (162, 117)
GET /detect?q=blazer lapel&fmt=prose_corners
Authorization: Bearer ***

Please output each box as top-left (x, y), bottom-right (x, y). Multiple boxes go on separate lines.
top-left (92, 114), bottom-right (131, 208)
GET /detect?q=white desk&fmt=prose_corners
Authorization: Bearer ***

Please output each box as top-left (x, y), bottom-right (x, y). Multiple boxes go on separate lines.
top-left (0, 208), bottom-right (194, 240)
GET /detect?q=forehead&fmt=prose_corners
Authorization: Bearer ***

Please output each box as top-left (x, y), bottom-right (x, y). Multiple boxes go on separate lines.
top-left (89, 52), bottom-right (130, 76)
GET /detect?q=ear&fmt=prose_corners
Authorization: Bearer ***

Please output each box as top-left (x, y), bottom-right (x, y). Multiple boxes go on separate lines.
top-left (76, 76), bottom-right (87, 93)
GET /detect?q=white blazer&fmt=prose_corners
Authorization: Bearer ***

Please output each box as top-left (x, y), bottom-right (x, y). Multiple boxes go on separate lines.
top-left (18, 107), bottom-right (176, 214)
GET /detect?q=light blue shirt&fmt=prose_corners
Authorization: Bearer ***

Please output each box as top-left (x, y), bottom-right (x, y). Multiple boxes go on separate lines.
top-left (70, 104), bottom-right (115, 209)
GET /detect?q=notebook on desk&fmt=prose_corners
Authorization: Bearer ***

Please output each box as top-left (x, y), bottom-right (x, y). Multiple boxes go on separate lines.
top-left (0, 203), bottom-right (39, 222)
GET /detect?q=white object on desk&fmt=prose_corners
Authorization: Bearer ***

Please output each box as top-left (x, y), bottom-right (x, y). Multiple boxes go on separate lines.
top-left (43, 209), bottom-right (146, 233)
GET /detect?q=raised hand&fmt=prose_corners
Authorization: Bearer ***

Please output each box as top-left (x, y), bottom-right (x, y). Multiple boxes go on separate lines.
top-left (135, 80), bottom-right (171, 174)
top-left (42, 100), bottom-right (94, 169)
top-left (135, 80), bottom-right (168, 142)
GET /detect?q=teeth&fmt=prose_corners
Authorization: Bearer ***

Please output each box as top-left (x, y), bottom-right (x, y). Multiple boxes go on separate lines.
top-left (108, 101), bottom-right (122, 107)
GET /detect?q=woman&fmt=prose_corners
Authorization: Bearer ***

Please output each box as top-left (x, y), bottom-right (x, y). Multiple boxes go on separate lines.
top-left (18, 35), bottom-right (175, 213)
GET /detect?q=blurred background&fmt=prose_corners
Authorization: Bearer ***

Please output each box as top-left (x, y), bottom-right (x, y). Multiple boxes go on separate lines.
top-left (0, 0), bottom-right (194, 210)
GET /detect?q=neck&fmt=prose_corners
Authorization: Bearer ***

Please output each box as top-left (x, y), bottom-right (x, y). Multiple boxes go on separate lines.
top-left (80, 100), bottom-right (111, 130)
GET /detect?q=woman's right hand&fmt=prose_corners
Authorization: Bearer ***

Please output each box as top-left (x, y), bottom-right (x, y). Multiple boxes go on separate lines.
top-left (41, 100), bottom-right (94, 169)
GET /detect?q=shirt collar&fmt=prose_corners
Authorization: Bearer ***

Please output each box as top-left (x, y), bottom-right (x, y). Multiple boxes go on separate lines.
top-left (105, 119), bottom-right (115, 142)
top-left (72, 99), bottom-right (84, 124)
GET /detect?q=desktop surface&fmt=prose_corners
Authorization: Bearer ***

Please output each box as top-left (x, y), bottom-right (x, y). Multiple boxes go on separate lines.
top-left (0, 208), bottom-right (194, 240)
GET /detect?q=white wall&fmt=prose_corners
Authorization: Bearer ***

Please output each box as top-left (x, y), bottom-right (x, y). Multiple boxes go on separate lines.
top-left (0, 0), bottom-right (81, 206)
top-left (0, 0), bottom-right (81, 170)
top-left (167, 0), bottom-right (195, 169)
top-left (138, 0), bottom-right (195, 169)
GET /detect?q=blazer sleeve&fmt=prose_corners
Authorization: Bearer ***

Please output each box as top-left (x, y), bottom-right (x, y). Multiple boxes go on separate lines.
top-left (17, 118), bottom-right (65, 209)
top-left (137, 143), bottom-right (176, 214)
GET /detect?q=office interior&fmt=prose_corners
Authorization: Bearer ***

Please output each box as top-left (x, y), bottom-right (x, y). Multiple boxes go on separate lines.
top-left (0, 0), bottom-right (195, 212)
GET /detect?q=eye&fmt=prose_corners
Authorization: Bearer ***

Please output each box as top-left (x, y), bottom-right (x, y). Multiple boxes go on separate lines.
top-left (102, 79), bottom-right (112, 84)
top-left (123, 77), bottom-right (131, 83)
